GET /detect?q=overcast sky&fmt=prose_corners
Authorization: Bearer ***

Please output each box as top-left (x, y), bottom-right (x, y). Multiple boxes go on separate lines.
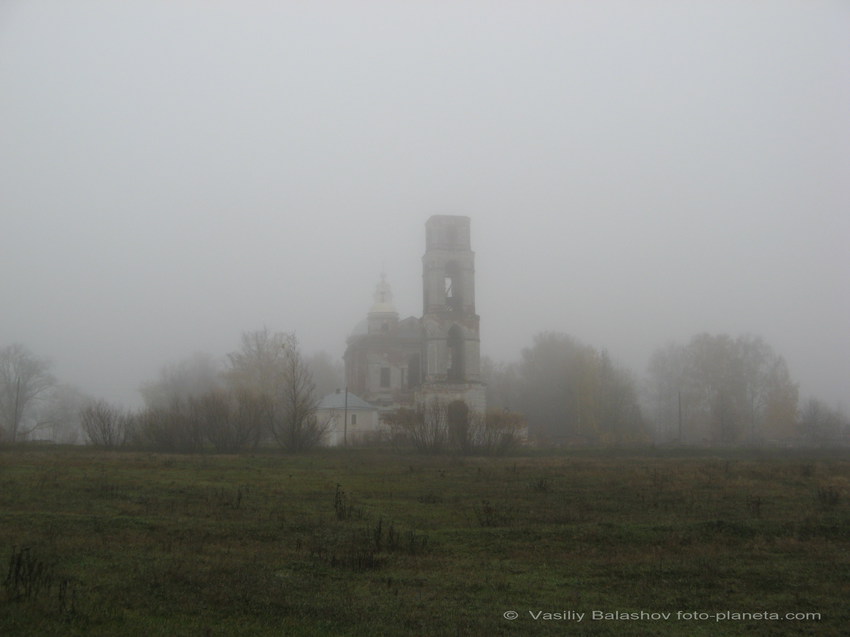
top-left (1, 1), bottom-right (848, 410)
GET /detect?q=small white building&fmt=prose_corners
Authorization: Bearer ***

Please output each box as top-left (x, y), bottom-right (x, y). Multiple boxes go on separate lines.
top-left (316, 390), bottom-right (381, 446)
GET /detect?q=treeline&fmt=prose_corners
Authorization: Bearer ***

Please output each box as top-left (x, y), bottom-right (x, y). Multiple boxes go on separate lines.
top-left (0, 331), bottom-right (340, 451)
top-left (482, 333), bottom-right (647, 445)
top-left (83, 329), bottom-right (331, 453)
top-left (646, 334), bottom-right (797, 444)
top-left (3, 329), bottom-right (848, 450)
top-left (482, 331), bottom-right (849, 446)
top-left (0, 343), bottom-right (84, 444)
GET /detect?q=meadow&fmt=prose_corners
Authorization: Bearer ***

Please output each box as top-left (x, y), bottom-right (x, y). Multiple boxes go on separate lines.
top-left (0, 446), bottom-right (848, 636)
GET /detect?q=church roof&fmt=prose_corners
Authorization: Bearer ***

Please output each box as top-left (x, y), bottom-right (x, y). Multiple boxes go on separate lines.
top-left (397, 316), bottom-right (422, 337)
top-left (317, 391), bottom-right (375, 411)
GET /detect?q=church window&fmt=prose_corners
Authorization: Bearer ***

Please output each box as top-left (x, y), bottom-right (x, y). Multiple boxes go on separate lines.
top-left (444, 262), bottom-right (461, 312)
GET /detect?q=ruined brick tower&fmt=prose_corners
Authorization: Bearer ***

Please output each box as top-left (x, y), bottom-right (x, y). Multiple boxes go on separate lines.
top-left (418, 215), bottom-right (486, 413)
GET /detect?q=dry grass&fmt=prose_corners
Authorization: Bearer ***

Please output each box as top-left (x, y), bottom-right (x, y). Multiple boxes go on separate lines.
top-left (0, 446), bottom-right (848, 636)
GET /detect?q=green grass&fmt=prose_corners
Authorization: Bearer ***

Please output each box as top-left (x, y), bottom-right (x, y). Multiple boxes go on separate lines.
top-left (0, 446), bottom-right (848, 636)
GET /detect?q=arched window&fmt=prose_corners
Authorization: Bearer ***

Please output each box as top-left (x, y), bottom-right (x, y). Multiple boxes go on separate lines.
top-left (444, 261), bottom-right (461, 312)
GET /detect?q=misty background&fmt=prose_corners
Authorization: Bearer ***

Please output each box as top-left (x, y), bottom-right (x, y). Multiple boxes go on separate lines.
top-left (1, 1), bottom-right (848, 414)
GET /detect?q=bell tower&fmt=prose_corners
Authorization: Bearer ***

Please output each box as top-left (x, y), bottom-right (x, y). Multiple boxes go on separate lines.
top-left (422, 215), bottom-right (476, 319)
top-left (419, 215), bottom-right (485, 412)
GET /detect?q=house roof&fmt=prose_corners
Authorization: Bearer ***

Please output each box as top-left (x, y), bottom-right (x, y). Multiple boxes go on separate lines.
top-left (317, 391), bottom-right (375, 411)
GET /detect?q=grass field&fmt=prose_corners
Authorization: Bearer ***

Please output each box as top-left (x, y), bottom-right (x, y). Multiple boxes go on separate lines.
top-left (0, 446), bottom-right (848, 636)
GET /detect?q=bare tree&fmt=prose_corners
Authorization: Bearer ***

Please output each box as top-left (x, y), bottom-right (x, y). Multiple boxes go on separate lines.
top-left (0, 344), bottom-right (56, 443)
top-left (447, 400), bottom-right (528, 455)
top-left (80, 400), bottom-right (128, 448)
top-left (384, 398), bottom-right (449, 453)
top-left (189, 389), bottom-right (266, 453)
top-left (226, 328), bottom-right (289, 399)
top-left (36, 384), bottom-right (91, 444)
top-left (386, 399), bottom-right (525, 455)
top-left (140, 352), bottom-right (222, 410)
top-left (473, 410), bottom-right (528, 455)
top-left (225, 329), bottom-right (327, 451)
top-left (128, 401), bottom-right (204, 453)
top-left (232, 389), bottom-right (270, 451)
top-left (271, 334), bottom-right (327, 452)
top-left (799, 398), bottom-right (848, 445)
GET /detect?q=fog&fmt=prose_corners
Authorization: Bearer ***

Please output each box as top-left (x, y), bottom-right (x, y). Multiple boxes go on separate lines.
top-left (1, 1), bottom-right (848, 411)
